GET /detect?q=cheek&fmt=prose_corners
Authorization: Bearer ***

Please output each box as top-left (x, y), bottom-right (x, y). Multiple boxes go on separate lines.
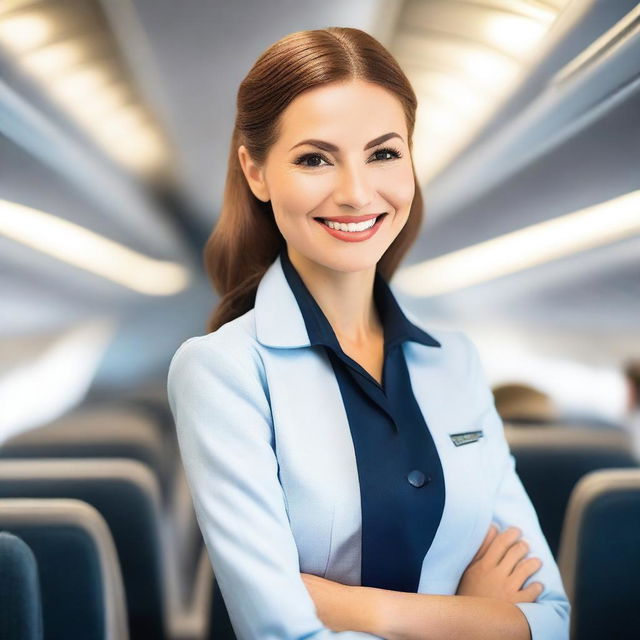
top-left (275, 174), bottom-right (329, 221)
top-left (377, 166), bottom-right (414, 240)
top-left (383, 164), bottom-right (415, 210)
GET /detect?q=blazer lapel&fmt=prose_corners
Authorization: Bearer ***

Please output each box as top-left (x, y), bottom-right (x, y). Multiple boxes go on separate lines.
top-left (254, 252), bottom-right (310, 349)
top-left (403, 339), bottom-right (491, 594)
top-left (254, 254), bottom-right (363, 582)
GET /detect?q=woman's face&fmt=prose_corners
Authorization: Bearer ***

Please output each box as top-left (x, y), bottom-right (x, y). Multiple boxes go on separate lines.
top-left (240, 79), bottom-right (415, 275)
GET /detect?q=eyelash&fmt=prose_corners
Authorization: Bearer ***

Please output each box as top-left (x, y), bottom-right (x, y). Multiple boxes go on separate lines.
top-left (293, 145), bottom-right (403, 168)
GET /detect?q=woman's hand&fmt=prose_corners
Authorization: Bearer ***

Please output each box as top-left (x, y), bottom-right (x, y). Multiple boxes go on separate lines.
top-left (456, 524), bottom-right (544, 603)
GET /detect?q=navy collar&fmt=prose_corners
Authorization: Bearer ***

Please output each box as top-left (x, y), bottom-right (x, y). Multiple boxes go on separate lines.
top-left (278, 246), bottom-right (441, 356)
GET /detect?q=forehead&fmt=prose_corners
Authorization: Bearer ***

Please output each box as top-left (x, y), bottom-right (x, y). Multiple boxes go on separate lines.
top-left (276, 80), bottom-right (407, 146)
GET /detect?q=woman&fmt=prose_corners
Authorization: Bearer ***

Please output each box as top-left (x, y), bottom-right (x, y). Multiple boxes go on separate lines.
top-left (167, 27), bottom-right (570, 640)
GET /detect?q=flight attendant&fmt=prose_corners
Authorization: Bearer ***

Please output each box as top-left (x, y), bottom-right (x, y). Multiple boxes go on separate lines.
top-left (167, 27), bottom-right (570, 640)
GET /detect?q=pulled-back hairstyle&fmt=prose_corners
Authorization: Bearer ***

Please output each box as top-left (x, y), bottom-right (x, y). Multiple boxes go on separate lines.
top-left (204, 26), bottom-right (423, 333)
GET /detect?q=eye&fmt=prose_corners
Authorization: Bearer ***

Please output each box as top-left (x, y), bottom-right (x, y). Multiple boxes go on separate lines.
top-left (292, 145), bottom-right (403, 168)
top-left (371, 146), bottom-right (403, 162)
top-left (293, 152), bottom-right (330, 168)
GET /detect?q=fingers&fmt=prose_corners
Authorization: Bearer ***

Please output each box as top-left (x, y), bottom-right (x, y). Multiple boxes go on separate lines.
top-left (511, 556), bottom-right (543, 584)
top-left (519, 581), bottom-right (544, 603)
top-left (472, 523), bottom-right (499, 561)
top-left (501, 538), bottom-right (530, 572)
top-left (480, 525), bottom-right (522, 566)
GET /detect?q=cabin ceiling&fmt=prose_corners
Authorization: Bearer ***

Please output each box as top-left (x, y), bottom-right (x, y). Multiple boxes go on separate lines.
top-left (0, 0), bottom-right (638, 368)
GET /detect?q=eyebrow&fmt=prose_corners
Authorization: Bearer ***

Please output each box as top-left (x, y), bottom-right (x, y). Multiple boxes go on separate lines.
top-left (289, 132), bottom-right (403, 152)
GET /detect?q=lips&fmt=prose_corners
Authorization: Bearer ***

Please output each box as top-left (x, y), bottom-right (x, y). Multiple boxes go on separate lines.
top-left (314, 212), bottom-right (387, 242)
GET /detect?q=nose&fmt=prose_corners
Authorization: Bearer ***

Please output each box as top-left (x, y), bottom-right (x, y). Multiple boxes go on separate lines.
top-left (333, 161), bottom-right (375, 211)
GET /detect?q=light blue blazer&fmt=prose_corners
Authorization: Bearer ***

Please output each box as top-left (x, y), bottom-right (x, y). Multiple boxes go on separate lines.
top-left (167, 253), bottom-right (570, 640)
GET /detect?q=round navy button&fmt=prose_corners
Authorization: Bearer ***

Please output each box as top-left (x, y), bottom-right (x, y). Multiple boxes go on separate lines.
top-left (407, 470), bottom-right (428, 488)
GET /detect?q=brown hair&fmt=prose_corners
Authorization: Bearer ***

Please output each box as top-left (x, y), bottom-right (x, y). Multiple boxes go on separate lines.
top-left (204, 26), bottom-right (424, 333)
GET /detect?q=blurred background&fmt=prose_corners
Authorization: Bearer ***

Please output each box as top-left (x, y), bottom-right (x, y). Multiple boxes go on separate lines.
top-left (2, 0), bottom-right (639, 435)
top-left (0, 1), bottom-right (639, 639)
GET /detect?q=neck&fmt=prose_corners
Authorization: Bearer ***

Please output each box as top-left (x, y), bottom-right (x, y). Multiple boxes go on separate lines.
top-left (286, 246), bottom-right (382, 344)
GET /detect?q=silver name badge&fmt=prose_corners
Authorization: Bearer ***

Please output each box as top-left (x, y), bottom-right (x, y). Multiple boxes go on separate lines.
top-left (450, 430), bottom-right (484, 446)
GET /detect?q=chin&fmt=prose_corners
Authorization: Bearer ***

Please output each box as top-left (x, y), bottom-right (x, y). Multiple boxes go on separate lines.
top-left (321, 250), bottom-right (385, 274)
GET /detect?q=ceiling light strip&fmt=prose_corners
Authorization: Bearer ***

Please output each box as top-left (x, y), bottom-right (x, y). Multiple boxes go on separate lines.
top-left (552, 4), bottom-right (640, 85)
top-left (394, 190), bottom-right (640, 297)
top-left (0, 199), bottom-right (190, 295)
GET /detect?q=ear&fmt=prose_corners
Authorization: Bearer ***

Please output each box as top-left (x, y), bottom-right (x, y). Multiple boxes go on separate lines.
top-left (238, 145), bottom-right (270, 202)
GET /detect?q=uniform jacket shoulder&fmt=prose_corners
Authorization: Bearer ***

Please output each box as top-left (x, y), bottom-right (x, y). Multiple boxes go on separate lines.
top-left (166, 309), bottom-right (267, 402)
top-left (408, 323), bottom-right (480, 379)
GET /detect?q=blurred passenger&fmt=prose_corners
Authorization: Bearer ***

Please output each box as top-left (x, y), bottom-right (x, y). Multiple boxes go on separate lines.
top-left (621, 359), bottom-right (640, 462)
top-left (483, 350), bottom-right (630, 430)
top-left (492, 383), bottom-right (559, 425)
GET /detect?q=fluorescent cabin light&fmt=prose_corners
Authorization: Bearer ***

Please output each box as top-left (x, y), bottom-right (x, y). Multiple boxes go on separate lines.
top-left (51, 66), bottom-right (113, 103)
top-left (0, 12), bottom-right (52, 52)
top-left (21, 39), bottom-right (86, 76)
top-left (394, 190), bottom-right (640, 297)
top-left (0, 199), bottom-right (190, 295)
top-left (482, 14), bottom-right (549, 58)
top-left (395, 1), bottom-right (568, 182)
top-left (413, 72), bottom-right (484, 112)
top-left (0, 7), bottom-right (166, 175)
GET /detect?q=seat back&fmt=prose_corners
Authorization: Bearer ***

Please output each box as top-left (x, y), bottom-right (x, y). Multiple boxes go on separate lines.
top-left (0, 405), bottom-right (171, 495)
top-left (0, 403), bottom-right (204, 611)
top-left (0, 459), bottom-right (167, 639)
top-left (558, 469), bottom-right (640, 640)
top-left (0, 498), bottom-right (128, 640)
top-left (0, 531), bottom-right (42, 640)
top-left (505, 425), bottom-right (638, 556)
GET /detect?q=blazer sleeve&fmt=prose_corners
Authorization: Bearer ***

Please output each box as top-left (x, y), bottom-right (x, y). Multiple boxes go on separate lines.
top-left (167, 336), bottom-right (384, 640)
top-left (462, 333), bottom-right (571, 640)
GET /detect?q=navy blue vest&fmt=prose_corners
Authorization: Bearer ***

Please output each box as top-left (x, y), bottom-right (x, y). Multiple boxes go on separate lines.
top-left (279, 246), bottom-right (446, 592)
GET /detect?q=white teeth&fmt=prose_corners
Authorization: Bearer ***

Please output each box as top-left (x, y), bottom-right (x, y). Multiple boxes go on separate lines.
top-left (322, 217), bottom-right (378, 232)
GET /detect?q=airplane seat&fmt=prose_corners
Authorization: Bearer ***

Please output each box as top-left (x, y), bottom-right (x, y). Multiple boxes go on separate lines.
top-left (0, 404), bottom-right (173, 496)
top-left (110, 398), bottom-right (208, 626)
top-left (0, 498), bottom-right (128, 639)
top-left (504, 424), bottom-right (639, 558)
top-left (0, 458), bottom-right (208, 640)
top-left (0, 402), bottom-right (206, 617)
top-left (168, 460), bottom-right (209, 611)
top-left (120, 395), bottom-right (207, 600)
top-left (0, 530), bottom-right (43, 640)
top-left (558, 469), bottom-right (640, 640)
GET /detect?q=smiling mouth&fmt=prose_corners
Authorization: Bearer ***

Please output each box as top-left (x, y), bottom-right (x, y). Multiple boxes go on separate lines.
top-left (313, 213), bottom-right (387, 228)
top-left (312, 212), bottom-right (388, 242)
